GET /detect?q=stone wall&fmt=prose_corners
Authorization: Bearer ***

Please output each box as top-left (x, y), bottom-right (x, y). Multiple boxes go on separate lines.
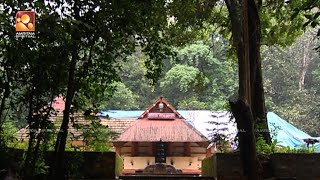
top-left (201, 155), bottom-right (216, 177)
top-left (215, 153), bottom-right (246, 180)
top-left (2, 149), bottom-right (123, 179)
top-left (271, 153), bottom-right (320, 180)
top-left (47, 151), bottom-right (123, 179)
top-left (201, 153), bottom-right (320, 180)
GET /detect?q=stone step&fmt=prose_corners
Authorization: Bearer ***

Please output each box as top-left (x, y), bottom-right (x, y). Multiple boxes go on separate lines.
top-left (119, 175), bottom-right (215, 180)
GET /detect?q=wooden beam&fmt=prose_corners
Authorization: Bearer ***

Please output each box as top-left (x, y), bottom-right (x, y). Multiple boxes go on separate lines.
top-left (115, 146), bottom-right (121, 155)
top-left (196, 142), bottom-right (210, 148)
top-left (184, 142), bottom-right (191, 156)
top-left (112, 141), bottom-right (126, 147)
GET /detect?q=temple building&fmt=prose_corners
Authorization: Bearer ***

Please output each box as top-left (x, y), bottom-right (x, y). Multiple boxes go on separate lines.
top-left (112, 97), bottom-right (213, 175)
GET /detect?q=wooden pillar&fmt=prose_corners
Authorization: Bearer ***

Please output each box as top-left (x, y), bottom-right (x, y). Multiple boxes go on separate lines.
top-left (152, 142), bottom-right (156, 156)
top-left (206, 147), bottom-right (212, 157)
top-left (184, 142), bottom-right (191, 156)
top-left (167, 143), bottom-right (172, 156)
top-left (149, 142), bottom-right (154, 156)
top-left (131, 142), bottom-right (138, 156)
top-left (115, 146), bottom-right (121, 155)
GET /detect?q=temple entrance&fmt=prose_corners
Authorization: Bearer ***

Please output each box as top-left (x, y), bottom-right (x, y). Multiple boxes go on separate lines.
top-left (113, 97), bottom-right (213, 176)
top-left (155, 140), bottom-right (166, 163)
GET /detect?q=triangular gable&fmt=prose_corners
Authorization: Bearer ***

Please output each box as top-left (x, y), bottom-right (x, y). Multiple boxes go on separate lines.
top-left (52, 96), bottom-right (65, 111)
top-left (139, 97), bottom-right (183, 120)
top-left (113, 97), bottom-right (209, 146)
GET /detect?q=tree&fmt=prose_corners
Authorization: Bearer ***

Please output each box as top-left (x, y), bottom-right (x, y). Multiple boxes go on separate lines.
top-left (48, 1), bottom-right (214, 178)
top-left (176, 41), bottom-right (237, 109)
top-left (160, 64), bottom-right (209, 107)
top-left (221, 0), bottom-right (314, 178)
top-left (3, 0), bottom-right (317, 179)
top-left (222, 0), bottom-right (268, 178)
top-left (291, 0), bottom-right (320, 42)
top-left (99, 82), bottom-right (140, 110)
top-left (117, 50), bottom-right (158, 109)
top-left (1, 1), bottom-right (70, 179)
top-left (1, 2), bottom-right (215, 178)
top-left (262, 30), bottom-right (320, 136)
top-left (207, 113), bottom-right (233, 152)
top-left (49, 1), bottom-right (169, 178)
top-left (177, 97), bottom-right (208, 110)
top-left (297, 30), bottom-right (317, 91)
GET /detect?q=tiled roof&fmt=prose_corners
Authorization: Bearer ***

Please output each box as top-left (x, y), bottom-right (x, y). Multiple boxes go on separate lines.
top-left (113, 118), bottom-right (208, 143)
top-left (100, 118), bottom-right (136, 135)
top-left (113, 97), bottom-right (209, 144)
top-left (16, 116), bottom-right (136, 141)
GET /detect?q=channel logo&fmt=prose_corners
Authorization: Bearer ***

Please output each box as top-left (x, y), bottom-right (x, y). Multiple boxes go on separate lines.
top-left (16, 11), bottom-right (35, 32)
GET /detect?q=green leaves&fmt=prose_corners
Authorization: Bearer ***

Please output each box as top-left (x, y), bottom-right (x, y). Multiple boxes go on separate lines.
top-left (159, 64), bottom-right (207, 107)
top-left (161, 64), bottom-right (208, 92)
top-left (289, 0), bottom-right (320, 46)
top-left (99, 82), bottom-right (140, 110)
top-left (81, 118), bottom-right (112, 152)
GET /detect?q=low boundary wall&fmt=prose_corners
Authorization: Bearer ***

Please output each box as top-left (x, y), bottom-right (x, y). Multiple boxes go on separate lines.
top-left (1, 148), bottom-right (123, 179)
top-left (202, 153), bottom-right (320, 180)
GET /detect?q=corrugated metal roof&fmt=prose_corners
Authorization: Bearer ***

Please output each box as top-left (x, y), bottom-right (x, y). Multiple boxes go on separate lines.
top-left (98, 110), bottom-right (195, 119)
top-left (98, 110), bottom-right (144, 118)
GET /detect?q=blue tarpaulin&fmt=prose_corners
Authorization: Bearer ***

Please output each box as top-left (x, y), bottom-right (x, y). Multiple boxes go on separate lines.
top-left (267, 112), bottom-right (320, 151)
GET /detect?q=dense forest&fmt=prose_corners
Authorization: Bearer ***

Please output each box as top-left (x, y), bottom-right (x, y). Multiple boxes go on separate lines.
top-left (0, 0), bottom-right (319, 179)
top-left (100, 30), bottom-right (320, 137)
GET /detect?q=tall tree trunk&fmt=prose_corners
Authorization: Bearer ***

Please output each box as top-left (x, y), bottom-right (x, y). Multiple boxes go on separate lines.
top-left (299, 37), bottom-right (312, 91)
top-left (0, 67), bottom-right (11, 148)
top-left (230, 99), bottom-right (258, 180)
top-left (0, 80), bottom-right (10, 146)
top-left (23, 91), bottom-right (38, 179)
top-left (247, 0), bottom-right (271, 144)
top-left (241, 0), bottom-right (252, 105)
top-left (51, 42), bottom-right (78, 178)
top-left (29, 99), bottom-right (53, 179)
top-left (51, 2), bottom-right (80, 179)
top-left (225, 0), bottom-right (267, 179)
